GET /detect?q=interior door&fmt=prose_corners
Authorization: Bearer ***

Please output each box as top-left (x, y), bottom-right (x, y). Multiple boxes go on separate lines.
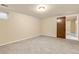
top-left (57, 16), bottom-right (66, 39)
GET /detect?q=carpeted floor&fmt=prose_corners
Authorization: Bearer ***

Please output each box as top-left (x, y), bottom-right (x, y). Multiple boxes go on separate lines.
top-left (0, 36), bottom-right (79, 54)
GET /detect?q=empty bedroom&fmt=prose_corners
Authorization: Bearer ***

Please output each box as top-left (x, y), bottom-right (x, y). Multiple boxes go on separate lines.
top-left (0, 4), bottom-right (79, 54)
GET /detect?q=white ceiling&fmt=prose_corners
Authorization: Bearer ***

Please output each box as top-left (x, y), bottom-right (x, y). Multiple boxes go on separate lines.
top-left (0, 4), bottom-right (79, 19)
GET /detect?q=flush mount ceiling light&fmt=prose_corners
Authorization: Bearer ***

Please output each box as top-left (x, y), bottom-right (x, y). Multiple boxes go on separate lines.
top-left (36, 5), bottom-right (47, 12)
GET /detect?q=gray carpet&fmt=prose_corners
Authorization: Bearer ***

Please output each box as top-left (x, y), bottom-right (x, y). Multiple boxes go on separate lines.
top-left (0, 36), bottom-right (79, 54)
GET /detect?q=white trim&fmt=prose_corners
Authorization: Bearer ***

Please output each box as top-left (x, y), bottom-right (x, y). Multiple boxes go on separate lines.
top-left (0, 34), bottom-right (40, 47)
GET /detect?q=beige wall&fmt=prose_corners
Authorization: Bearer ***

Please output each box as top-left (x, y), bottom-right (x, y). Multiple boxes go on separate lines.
top-left (66, 17), bottom-right (77, 34)
top-left (41, 17), bottom-right (57, 37)
top-left (0, 11), bottom-right (40, 45)
top-left (66, 21), bottom-right (71, 33)
top-left (71, 20), bottom-right (76, 33)
top-left (66, 20), bottom-right (77, 35)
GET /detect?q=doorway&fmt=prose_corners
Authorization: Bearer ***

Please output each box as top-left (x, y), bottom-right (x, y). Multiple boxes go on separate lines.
top-left (57, 15), bottom-right (78, 40)
top-left (66, 16), bottom-right (78, 40)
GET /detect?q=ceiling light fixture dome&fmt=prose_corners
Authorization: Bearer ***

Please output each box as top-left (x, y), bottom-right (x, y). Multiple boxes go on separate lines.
top-left (37, 5), bottom-right (47, 12)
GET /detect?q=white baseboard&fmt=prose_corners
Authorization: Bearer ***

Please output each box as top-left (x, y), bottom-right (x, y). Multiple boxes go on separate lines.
top-left (0, 34), bottom-right (40, 47)
top-left (41, 34), bottom-right (56, 37)
top-left (0, 34), bottom-right (79, 47)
